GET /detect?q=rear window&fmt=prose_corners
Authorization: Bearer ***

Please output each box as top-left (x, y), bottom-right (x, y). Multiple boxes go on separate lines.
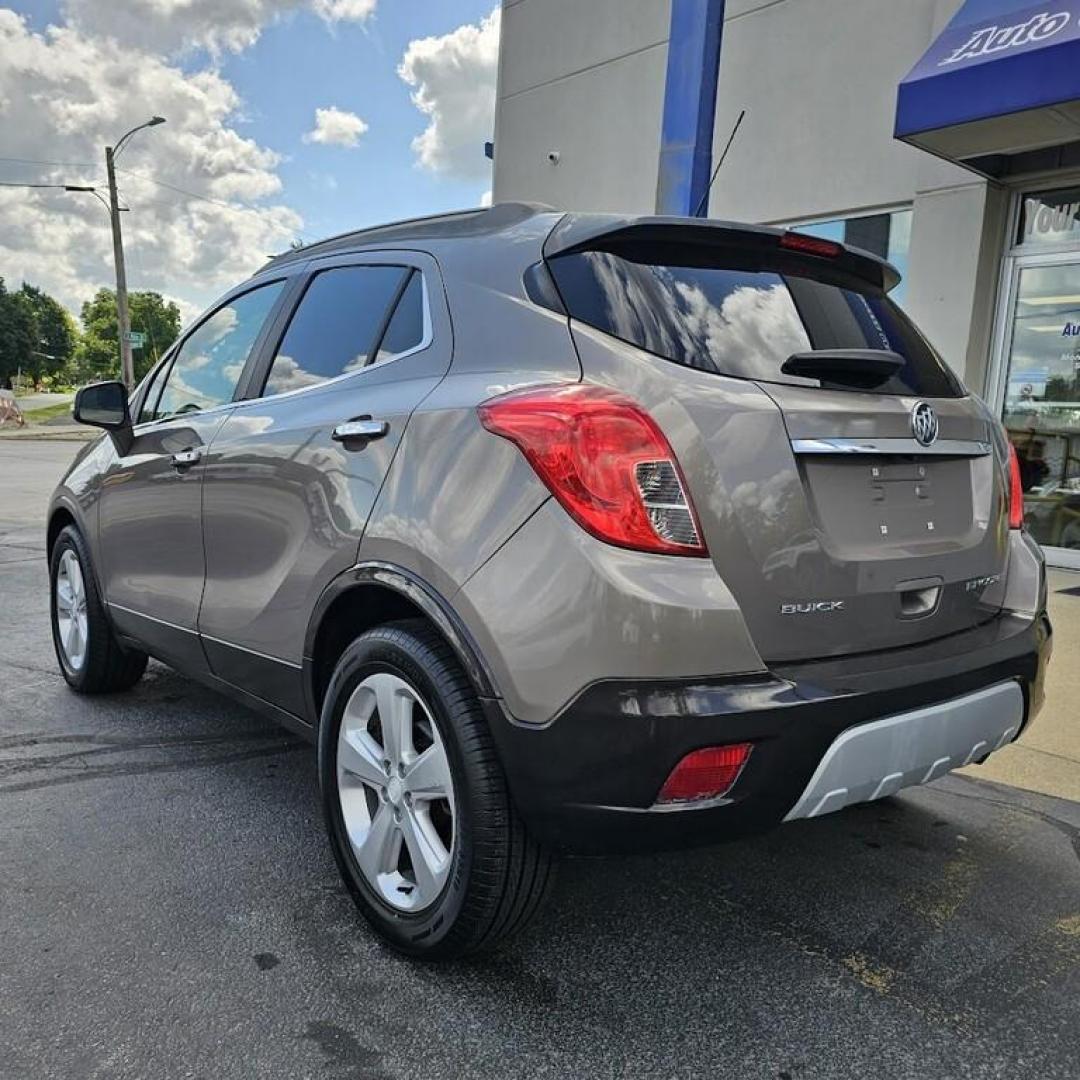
top-left (547, 246), bottom-right (962, 397)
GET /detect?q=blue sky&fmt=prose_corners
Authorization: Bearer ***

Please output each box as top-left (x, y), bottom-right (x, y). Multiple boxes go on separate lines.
top-left (14, 0), bottom-right (495, 244)
top-left (218, 1), bottom-right (496, 241)
top-left (0, 1), bottom-right (499, 316)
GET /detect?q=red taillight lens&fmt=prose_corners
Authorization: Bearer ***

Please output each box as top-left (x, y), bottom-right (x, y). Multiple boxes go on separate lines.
top-left (1007, 442), bottom-right (1024, 530)
top-left (656, 744), bottom-right (753, 805)
top-left (779, 231), bottom-right (842, 258)
top-left (478, 384), bottom-right (707, 556)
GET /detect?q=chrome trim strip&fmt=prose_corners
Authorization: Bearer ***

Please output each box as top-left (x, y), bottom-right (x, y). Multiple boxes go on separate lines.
top-left (200, 632), bottom-right (303, 671)
top-left (790, 437), bottom-right (992, 457)
top-left (109, 603), bottom-right (304, 671)
top-left (108, 602), bottom-right (195, 635)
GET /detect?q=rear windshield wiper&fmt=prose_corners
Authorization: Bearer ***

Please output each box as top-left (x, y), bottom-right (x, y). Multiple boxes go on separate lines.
top-left (781, 349), bottom-right (904, 389)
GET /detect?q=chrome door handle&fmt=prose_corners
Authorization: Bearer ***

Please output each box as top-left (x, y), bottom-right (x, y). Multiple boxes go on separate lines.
top-left (171, 447), bottom-right (202, 470)
top-left (332, 419), bottom-right (389, 443)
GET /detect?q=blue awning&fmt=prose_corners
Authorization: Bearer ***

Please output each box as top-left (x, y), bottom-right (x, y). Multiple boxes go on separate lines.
top-left (896, 1), bottom-right (1080, 165)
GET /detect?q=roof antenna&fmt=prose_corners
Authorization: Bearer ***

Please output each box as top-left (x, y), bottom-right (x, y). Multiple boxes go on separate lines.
top-left (694, 109), bottom-right (746, 219)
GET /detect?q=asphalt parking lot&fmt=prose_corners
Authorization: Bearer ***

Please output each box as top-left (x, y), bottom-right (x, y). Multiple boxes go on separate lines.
top-left (1, 440), bottom-right (1078, 1080)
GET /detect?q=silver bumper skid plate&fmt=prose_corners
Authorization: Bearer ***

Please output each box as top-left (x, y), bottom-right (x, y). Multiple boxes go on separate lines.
top-left (784, 681), bottom-right (1024, 821)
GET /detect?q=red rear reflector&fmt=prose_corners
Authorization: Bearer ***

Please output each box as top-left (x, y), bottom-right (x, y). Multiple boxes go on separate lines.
top-left (780, 231), bottom-right (842, 258)
top-left (478, 384), bottom-right (707, 557)
top-left (1007, 442), bottom-right (1024, 530)
top-left (656, 743), bottom-right (753, 805)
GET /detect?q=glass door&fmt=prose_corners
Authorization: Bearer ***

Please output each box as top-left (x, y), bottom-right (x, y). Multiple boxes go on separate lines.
top-left (997, 252), bottom-right (1080, 568)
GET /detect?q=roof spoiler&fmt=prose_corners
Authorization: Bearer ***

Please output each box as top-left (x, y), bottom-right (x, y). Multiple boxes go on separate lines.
top-left (543, 214), bottom-right (901, 293)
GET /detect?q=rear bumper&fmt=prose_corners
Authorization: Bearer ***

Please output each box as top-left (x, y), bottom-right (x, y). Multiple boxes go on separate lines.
top-left (484, 610), bottom-right (1052, 854)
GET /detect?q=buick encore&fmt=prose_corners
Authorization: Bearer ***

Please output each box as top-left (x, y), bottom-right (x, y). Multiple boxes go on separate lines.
top-left (49, 204), bottom-right (1052, 958)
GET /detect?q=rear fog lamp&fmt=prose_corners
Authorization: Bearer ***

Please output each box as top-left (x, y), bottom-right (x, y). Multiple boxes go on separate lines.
top-left (656, 743), bottom-right (753, 805)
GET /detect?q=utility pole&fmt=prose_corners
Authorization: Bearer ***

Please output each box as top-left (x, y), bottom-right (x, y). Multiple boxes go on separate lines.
top-left (105, 144), bottom-right (135, 390)
top-left (101, 116), bottom-right (166, 390)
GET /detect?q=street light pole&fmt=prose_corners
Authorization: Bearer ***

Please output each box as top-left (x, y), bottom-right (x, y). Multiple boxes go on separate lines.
top-left (104, 116), bottom-right (166, 390)
top-left (104, 144), bottom-right (135, 390)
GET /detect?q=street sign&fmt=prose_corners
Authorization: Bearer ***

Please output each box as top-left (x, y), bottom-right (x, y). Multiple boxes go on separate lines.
top-left (124, 331), bottom-right (146, 348)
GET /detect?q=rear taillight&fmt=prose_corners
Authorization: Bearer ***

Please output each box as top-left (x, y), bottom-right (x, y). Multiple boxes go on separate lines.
top-left (779, 231), bottom-right (842, 258)
top-left (1007, 442), bottom-right (1024, 530)
top-left (656, 744), bottom-right (753, 805)
top-left (477, 384), bottom-right (707, 557)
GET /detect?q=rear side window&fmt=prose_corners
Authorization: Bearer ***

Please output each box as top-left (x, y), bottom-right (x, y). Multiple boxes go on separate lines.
top-left (548, 247), bottom-right (962, 397)
top-left (373, 271), bottom-right (425, 365)
top-left (264, 265), bottom-right (409, 396)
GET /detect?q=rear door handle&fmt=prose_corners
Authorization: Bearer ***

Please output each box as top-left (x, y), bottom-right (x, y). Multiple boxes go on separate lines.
top-left (332, 419), bottom-right (389, 444)
top-left (171, 447), bottom-right (202, 470)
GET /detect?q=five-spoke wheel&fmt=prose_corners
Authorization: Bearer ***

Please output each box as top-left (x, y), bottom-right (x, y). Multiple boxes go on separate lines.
top-left (337, 672), bottom-right (456, 912)
top-left (319, 620), bottom-right (553, 959)
top-left (54, 548), bottom-right (89, 673)
top-left (49, 524), bottom-right (147, 693)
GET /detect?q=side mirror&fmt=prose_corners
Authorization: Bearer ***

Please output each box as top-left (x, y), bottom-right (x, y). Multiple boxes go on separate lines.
top-left (73, 381), bottom-right (133, 454)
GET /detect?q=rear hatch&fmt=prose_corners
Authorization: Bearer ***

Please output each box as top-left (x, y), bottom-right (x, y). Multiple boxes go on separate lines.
top-left (543, 217), bottom-right (1010, 663)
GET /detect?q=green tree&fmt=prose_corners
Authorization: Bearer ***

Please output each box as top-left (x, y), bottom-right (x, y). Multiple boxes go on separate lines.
top-left (75, 288), bottom-right (182, 381)
top-left (18, 283), bottom-right (78, 381)
top-left (0, 277), bottom-right (39, 388)
top-left (1044, 375), bottom-right (1079, 402)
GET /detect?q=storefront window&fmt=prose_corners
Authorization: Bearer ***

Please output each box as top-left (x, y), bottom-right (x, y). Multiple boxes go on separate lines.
top-left (1017, 188), bottom-right (1080, 247)
top-left (794, 209), bottom-right (912, 306)
top-left (1001, 260), bottom-right (1080, 551)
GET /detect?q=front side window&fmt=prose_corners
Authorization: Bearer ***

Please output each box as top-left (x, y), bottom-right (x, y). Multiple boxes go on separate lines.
top-left (136, 356), bottom-right (171, 424)
top-left (263, 265), bottom-right (410, 396)
top-left (150, 282), bottom-right (284, 421)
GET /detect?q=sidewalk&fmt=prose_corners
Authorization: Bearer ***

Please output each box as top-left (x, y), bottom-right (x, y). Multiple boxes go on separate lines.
top-left (960, 567), bottom-right (1080, 802)
top-left (0, 424), bottom-right (93, 442)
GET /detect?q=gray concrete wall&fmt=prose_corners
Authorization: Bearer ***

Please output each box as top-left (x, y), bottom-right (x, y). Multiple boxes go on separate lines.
top-left (492, 0), bottom-right (670, 212)
top-left (492, 0), bottom-right (1006, 389)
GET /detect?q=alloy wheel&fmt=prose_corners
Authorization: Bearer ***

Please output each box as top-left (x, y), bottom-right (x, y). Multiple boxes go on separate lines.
top-left (55, 549), bottom-right (89, 672)
top-left (336, 671), bottom-right (456, 912)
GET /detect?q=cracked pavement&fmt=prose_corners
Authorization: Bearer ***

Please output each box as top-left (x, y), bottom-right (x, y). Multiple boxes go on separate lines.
top-left (1, 439), bottom-right (1078, 1080)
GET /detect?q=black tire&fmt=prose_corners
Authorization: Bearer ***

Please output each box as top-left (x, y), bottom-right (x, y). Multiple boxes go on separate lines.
top-left (319, 619), bottom-right (553, 960)
top-left (49, 524), bottom-right (148, 694)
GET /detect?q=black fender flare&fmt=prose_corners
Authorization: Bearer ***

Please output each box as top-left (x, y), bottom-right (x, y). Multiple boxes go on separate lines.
top-left (301, 561), bottom-right (500, 725)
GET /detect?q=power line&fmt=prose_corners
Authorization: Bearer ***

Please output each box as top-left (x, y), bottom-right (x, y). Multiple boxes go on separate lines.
top-left (1, 159), bottom-right (280, 221)
top-left (0, 181), bottom-right (79, 189)
top-left (0, 156), bottom-right (97, 169)
top-left (115, 166), bottom-right (279, 220)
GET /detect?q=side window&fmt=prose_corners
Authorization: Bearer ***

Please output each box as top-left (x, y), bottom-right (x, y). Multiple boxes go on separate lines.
top-left (150, 282), bottom-right (284, 421)
top-left (373, 271), bottom-right (425, 365)
top-left (136, 355), bottom-right (171, 424)
top-left (263, 266), bottom-right (409, 396)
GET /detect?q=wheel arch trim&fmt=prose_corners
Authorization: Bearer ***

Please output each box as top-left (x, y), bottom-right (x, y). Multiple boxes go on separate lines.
top-left (46, 493), bottom-right (87, 554)
top-left (302, 561), bottom-right (500, 725)
top-left (47, 495), bottom-right (109, 613)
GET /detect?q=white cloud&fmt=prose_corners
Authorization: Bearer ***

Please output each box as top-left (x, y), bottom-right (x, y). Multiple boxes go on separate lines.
top-left (311, 0), bottom-right (376, 22)
top-left (480, 190), bottom-right (492, 207)
top-left (62, 0), bottom-right (377, 56)
top-left (0, 10), bottom-right (301, 318)
top-left (303, 106), bottom-right (368, 148)
top-left (398, 7), bottom-right (499, 180)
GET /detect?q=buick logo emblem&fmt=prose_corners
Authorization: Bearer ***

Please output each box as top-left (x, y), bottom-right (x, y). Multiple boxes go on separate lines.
top-left (911, 401), bottom-right (939, 447)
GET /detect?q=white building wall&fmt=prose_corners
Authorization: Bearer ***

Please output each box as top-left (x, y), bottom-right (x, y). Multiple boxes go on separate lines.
top-left (492, 0), bottom-right (1008, 390)
top-left (492, 0), bottom-right (670, 212)
top-left (706, 0), bottom-right (967, 223)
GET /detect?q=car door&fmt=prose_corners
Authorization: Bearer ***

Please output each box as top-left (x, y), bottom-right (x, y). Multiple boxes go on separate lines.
top-left (97, 279), bottom-right (289, 670)
top-left (197, 251), bottom-right (451, 716)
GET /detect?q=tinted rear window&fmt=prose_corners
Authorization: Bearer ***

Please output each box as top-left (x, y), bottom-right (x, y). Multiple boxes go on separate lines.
top-left (548, 247), bottom-right (962, 397)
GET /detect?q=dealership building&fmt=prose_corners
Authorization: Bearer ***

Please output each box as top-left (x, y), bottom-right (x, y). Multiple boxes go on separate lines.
top-left (491, 0), bottom-right (1080, 567)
